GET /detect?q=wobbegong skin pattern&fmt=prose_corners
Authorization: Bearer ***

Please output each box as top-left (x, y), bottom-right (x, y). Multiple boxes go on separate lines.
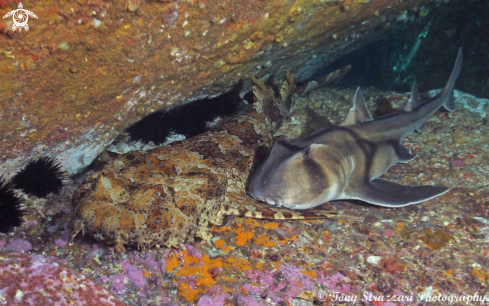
top-left (248, 48), bottom-right (462, 209)
top-left (69, 71), bottom-right (337, 253)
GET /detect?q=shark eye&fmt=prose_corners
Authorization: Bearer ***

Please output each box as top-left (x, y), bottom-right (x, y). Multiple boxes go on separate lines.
top-left (302, 146), bottom-right (312, 160)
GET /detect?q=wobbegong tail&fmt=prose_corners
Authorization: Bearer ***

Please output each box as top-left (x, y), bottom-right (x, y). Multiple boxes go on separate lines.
top-left (222, 193), bottom-right (338, 220)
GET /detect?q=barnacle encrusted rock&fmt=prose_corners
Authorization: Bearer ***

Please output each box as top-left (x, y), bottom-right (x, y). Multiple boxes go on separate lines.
top-left (0, 0), bottom-right (446, 176)
top-left (0, 252), bottom-right (125, 306)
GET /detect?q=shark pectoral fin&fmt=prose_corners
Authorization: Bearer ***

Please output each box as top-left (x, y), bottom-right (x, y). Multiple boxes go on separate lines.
top-left (397, 145), bottom-right (415, 163)
top-left (351, 179), bottom-right (449, 207)
top-left (223, 192), bottom-right (338, 219)
top-left (340, 87), bottom-right (373, 126)
top-left (415, 122), bottom-right (426, 132)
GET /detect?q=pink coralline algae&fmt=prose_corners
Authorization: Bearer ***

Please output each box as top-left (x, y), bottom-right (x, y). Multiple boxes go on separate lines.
top-left (0, 252), bottom-right (125, 306)
top-left (197, 286), bottom-right (229, 306)
top-left (324, 272), bottom-right (351, 293)
top-left (237, 296), bottom-right (263, 306)
top-left (3, 238), bottom-right (33, 252)
top-left (122, 262), bottom-right (147, 289)
top-left (107, 257), bottom-right (154, 293)
top-left (238, 264), bottom-right (356, 303)
top-left (109, 273), bottom-right (126, 292)
top-left (451, 158), bottom-right (467, 167)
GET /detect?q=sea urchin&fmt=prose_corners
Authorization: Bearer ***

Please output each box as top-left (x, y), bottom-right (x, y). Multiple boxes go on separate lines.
top-left (0, 176), bottom-right (25, 233)
top-left (126, 80), bottom-right (245, 145)
top-left (12, 157), bottom-right (65, 198)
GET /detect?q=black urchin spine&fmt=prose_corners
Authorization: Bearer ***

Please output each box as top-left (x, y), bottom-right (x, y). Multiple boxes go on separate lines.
top-left (12, 157), bottom-right (65, 198)
top-left (0, 176), bottom-right (25, 233)
top-left (126, 80), bottom-right (244, 145)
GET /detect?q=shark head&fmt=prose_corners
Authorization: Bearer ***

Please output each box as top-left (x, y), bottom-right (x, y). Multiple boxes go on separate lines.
top-left (248, 140), bottom-right (350, 209)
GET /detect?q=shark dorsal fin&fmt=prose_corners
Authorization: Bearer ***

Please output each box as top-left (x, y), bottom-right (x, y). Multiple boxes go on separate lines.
top-left (403, 84), bottom-right (425, 131)
top-left (340, 87), bottom-right (373, 126)
top-left (403, 83), bottom-right (420, 112)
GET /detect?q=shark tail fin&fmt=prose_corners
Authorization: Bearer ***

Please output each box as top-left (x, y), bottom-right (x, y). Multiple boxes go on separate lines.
top-left (444, 92), bottom-right (456, 112)
top-left (440, 47), bottom-right (463, 112)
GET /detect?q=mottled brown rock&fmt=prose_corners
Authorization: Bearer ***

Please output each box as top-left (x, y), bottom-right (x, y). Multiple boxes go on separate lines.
top-left (0, 0), bottom-right (445, 175)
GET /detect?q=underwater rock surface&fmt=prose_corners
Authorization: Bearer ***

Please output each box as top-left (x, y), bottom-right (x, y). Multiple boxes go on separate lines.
top-left (0, 0), bottom-right (448, 176)
top-left (0, 252), bottom-right (125, 306)
top-left (1, 83), bottom-right (488, 305)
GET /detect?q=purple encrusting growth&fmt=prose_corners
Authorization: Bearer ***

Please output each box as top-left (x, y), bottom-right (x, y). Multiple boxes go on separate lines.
top-left (237, 295), bottom-right (263, 306)
top-left (80, 249), bottom-right (164, 295)
top-left (237, 265), bottom-right (354, 304)
top-left (46, 224), bottom-right (59, 233)
top-left (106, 255), bottom-right (157, 292)
top-left (197, 287), bottom-right (229, 306)
top-left (0, 252), bottom-right (125, 306)
top-left (280, 264), bottom-right (317, 292)
top-left (122, 262), bottom-right (147, 288)
top-left (128, 251), bottom-right (160, 271)
top-left (109, 273), bottom-right (126, 292)
top-left (197, 296), bottom-right (218, 306)
top-left (4, 238), bottom-right (32, 253)
top-left (54, 237), bottom-right (69, 248)
top-left (54, 230), bottom-right (71, 248)
top-left (324, 272), bottom-right (351, 293)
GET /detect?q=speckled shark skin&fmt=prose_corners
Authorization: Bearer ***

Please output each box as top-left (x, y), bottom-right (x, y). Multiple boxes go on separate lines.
top-left (69, 71), bottom-right (337, 253)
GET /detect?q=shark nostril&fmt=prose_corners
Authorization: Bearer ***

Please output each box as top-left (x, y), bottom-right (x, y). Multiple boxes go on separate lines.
top-left (263, 194), bottom-right (283, 207)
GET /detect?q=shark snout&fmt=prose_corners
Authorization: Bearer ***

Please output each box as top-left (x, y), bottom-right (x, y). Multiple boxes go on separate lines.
top-left (251, 194), bottom-right (283, 207)
top-left (247, 182), bottom-right (284, 207)
top-left (264, 195), bottom-right (283, 207)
